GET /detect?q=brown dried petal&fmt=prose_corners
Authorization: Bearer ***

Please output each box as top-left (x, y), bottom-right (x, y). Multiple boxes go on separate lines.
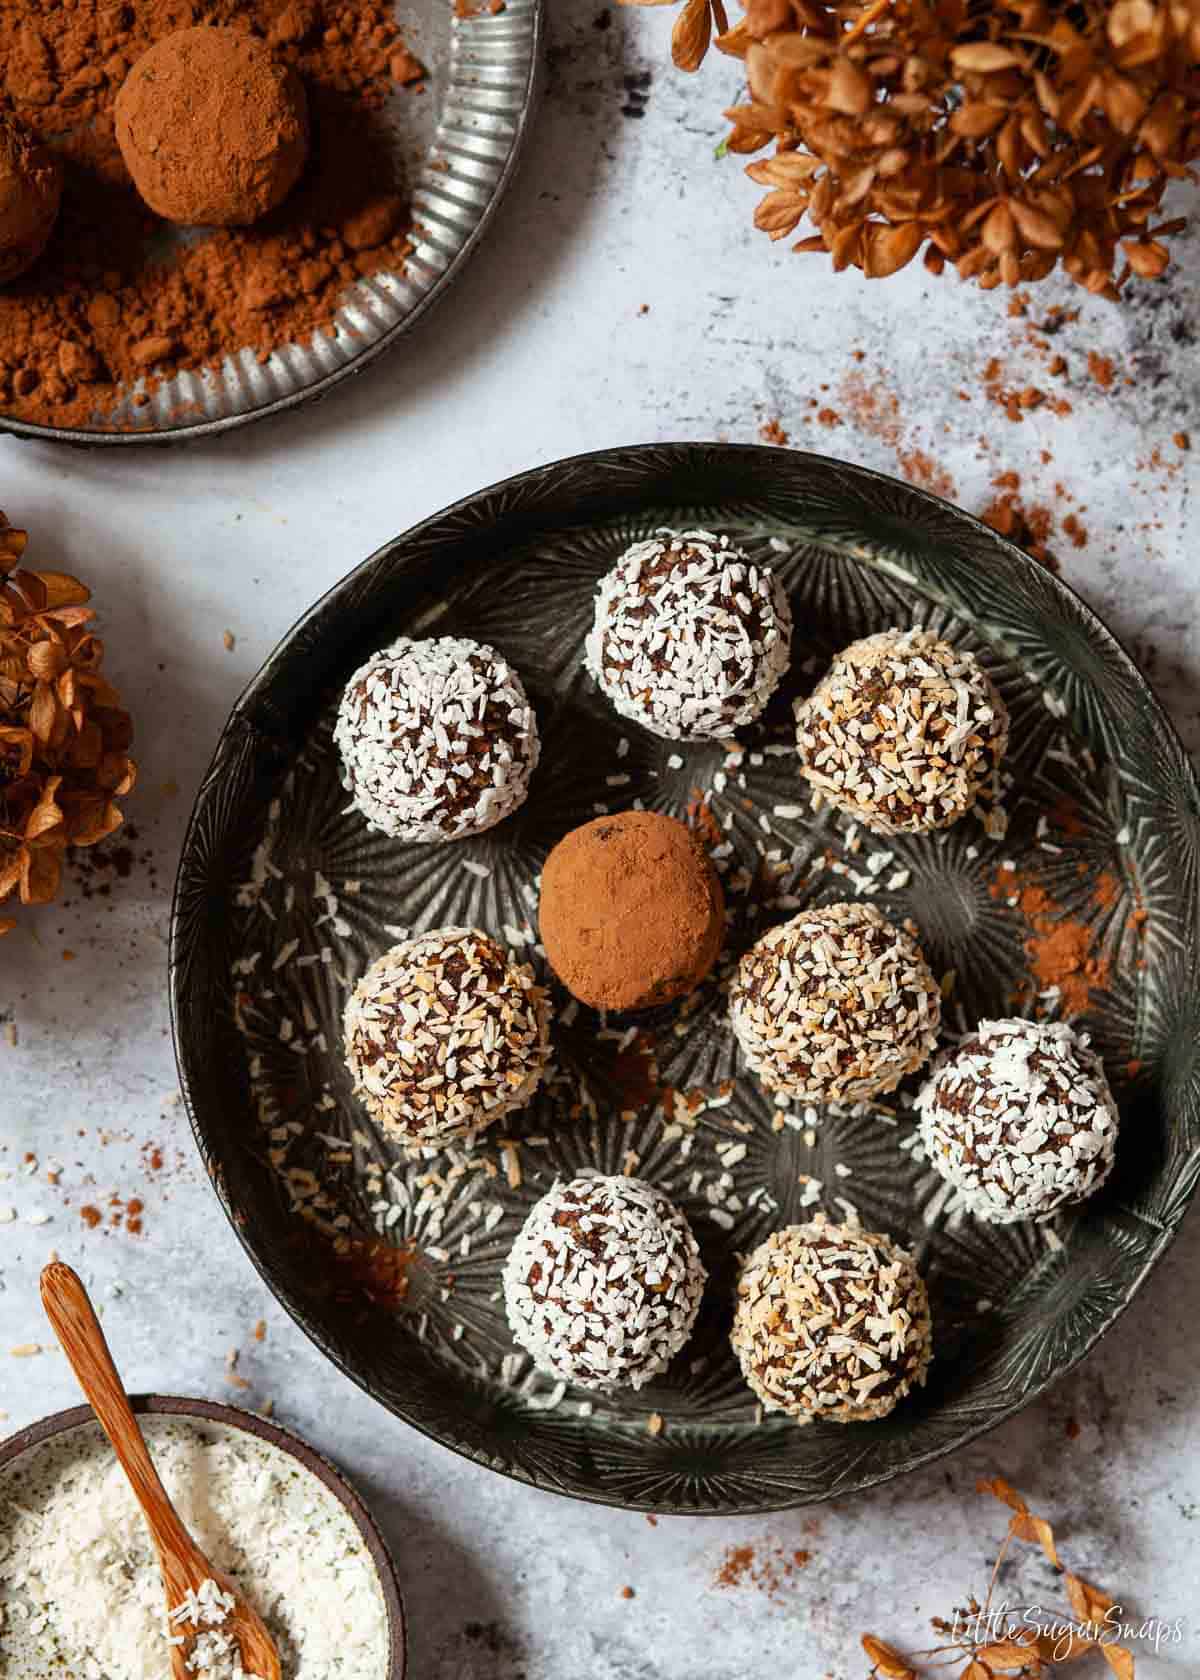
top-left (825, 58), bottom-right (873, 114)
top-left (1102, 1647), bottom-right (1135, 1680)
top-left (952, 42), bottom-right (1024, 71)
top-left (865, 220), bottom-right (923, 275)
top-left (861, 1635), bottom-right (916, 1680)
top-left (1010, 198), bottom-right (1067, 248)
top-left (672, 0), bottom-right (712, 72)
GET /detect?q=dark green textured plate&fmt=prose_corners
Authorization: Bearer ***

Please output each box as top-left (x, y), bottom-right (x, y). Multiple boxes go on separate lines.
top-left (170, 444), bottom-right (1200, 1512)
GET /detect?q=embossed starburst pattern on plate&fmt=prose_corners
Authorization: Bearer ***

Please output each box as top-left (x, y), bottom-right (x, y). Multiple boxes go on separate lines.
top-left (172, 445), bottom-right (1200, 1512)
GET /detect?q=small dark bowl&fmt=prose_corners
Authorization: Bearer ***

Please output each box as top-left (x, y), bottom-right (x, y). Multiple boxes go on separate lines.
top-left (0, 1395), bottom-right (406, 1677)
top-left (170, 443), bottom-right (1200, 1513)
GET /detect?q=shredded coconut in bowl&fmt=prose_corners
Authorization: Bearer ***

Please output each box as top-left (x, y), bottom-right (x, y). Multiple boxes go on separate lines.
top-left (0, 1416), bottom-right (391, 1680)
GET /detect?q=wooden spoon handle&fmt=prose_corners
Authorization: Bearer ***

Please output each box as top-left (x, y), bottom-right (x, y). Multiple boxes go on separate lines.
top-left (40, 1262), bottom-right (196, 1564)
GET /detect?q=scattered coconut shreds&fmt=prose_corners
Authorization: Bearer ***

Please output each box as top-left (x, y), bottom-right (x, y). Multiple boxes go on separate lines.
top-left (863, 1478), bottom-right (1138, 1680)
top-left (333, 635), bottom-right (539, 842)
top-left (795, 627), bottom-right (1009, 837)
top-left (584, 529), bottom-right (793, 741)
top-left (646, 1412), bottom-right (664, 1437)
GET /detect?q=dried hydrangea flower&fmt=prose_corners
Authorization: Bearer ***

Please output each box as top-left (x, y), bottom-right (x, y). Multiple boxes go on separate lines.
top-left (628, 0), bottom-right (1200, 295)
top-left (0, 512), bottom-right (136, 932)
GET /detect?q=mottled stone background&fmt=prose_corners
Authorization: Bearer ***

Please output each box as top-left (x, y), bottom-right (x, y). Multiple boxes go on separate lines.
top-left (1, 5), bottom-right (1196, 1677)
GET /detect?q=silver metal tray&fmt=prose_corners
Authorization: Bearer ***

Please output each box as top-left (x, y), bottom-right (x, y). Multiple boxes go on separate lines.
top-left (0, 0), bottom-right (542, 446)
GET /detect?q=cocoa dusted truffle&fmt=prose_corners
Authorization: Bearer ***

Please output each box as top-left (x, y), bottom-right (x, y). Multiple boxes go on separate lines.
top-left (0, 114), bottom-right (61, 284)
top-left (916, 1018), bottom-right (1119, 1224)
top-left (585, 529), bottom-right (793, 740)
top-left (731, 1217), bottom-right (932, 1423)
top-left (115, 28), bottom-right (308, 227)
top-left (333, 635), bottom-right (539, 843)
top-left (794, 627), bottom-right (1009, 834)
top-left (343, 927), bottom-right (550, 1151)
top-left (729, 901), bottom-right (941, 1102)
top-left (538, 810), bottom-right (725, 1011)
top-left (503, 1175), bottom-right (706, 1391)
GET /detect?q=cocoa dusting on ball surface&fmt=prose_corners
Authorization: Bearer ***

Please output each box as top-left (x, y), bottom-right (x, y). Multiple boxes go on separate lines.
top-left (116, 28), bottom-right (308, 227)
top-left (0, 0), bottom-right (420, 429)
top-left (538, 810), bottom-right (725, 1012)
top-left (729, 901), bottom-right (941, 1102)
top-left (916, 1017), bottom-right (1119, 1225)
top-left (731, 1217), bottom-right (932, 1424)
top-left (0, 114), bottom-right (60, 284)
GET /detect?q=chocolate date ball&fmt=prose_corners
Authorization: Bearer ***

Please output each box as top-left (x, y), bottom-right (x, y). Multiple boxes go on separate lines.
top-left (916, 1018), bottom-right (1119, 1224)
top-left (116, 27), bottom-right (308, 227)
top-left (0, 114), bottom-right (62, 284)
top-left (504, 1175), bottom-right (706, 1391)
top-left (585, 529), bottom-right (793, 740)
top-left (794, 627), bottom-right (1009, 835)
top-left (731, 1217), bottom-right (932, 1423)
top-left (334, 635), bottom-right (539, 843)
top-left (343, 927), bottom-right (550, 1152)
top-left (538, 810), bottom-right (725, 1011)
top-left (730, 901), bottom-right (941, 1103)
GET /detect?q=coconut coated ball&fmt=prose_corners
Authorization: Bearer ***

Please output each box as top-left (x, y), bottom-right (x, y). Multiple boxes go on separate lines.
top-left (585, 529), bottom-right (793, 740)
top-left (731, 1217), bottom-right (932, 1423)
top-left (0, 114), bottom-right (61, 284)
top-left (916, 1017), bottom-right (1119, 1223)
top-left (539, 810), bottom-right (725, 1011)
top-left (504, 1175), bottom-right (706, 1391)
top-left (116, 28), bottom-right (308, 227)
top-left (794, 627), bottom-right (1009, 834)
top-left (334, 635), bottom-right (539, 843)
top-left (343, 927), bottom-right (550, 1151)
top-left (729, 901), bottom-right (941, 1102)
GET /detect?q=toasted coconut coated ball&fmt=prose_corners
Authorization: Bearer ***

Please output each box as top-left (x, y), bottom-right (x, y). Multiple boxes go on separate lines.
top-left (0, 114), bottom-right (61, 284)
top-left (729, 901), bottom-right (941, 1102)
top-left (584, 529), bottom-right (793, 740)
top-left (343, 927), bottom-right (550, 1151)
top-left (503, 1175), bottom-right (706, 1391)
top-left (794, 627), bottom-right (1009, 834)
top-left (539, 810), bottom-right (725, 1011)
top-left (916, 1018), bottom-right (1119, 1224)
top-left (334, 635), bottom-right (539, 842)
top-left (116, 28), bottom-right (308, 227)
top-left (731, 1218), bottom-right (932, 1423)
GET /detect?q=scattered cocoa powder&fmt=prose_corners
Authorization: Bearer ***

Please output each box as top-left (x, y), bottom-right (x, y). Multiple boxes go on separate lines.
top-left (713, 1542), bottom-right (811, 1597)
top-left (79, 1203), bottom-right (102, 1228)
top-left (0, 0), bottom-right (422, 429)
top-left (978, 473), bottom-right (1060, 572)
top-left (1087, 350), bottom-right (1116, 389)
top-left (988, 826), bottom-right (1135, 1018)
top-left (759, 416), bottom-right (789, 446)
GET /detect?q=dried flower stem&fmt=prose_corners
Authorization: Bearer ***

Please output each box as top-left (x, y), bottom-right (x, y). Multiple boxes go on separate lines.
top-left (862, 1477), bottom-right (1138, 1679)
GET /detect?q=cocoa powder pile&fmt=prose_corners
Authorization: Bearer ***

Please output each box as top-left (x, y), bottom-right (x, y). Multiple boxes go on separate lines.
top-left (0, 0), bottom-right (425, 430)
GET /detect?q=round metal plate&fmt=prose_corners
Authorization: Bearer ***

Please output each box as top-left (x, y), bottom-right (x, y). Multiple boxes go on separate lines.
top-left (0, 0), bottom-right (542, 446)
top-left (170, 444), bottom-right (1200, 1512)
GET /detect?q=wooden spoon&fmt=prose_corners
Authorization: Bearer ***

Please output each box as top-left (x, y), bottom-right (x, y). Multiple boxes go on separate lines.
top-left (40, 1261), bottom-right (282, 1680)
